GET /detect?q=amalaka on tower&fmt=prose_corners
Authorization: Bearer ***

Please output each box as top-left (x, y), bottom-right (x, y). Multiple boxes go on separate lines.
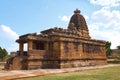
top-left (5, 9), bottom-right (107, 70)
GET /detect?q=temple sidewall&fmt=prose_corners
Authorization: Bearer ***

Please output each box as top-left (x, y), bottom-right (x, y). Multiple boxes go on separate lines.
top-left (59, 36), bottom-right (107, 68)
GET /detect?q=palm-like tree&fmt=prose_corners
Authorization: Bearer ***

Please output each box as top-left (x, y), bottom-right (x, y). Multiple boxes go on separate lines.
top-left (105, 41), bottom-right (112, 56)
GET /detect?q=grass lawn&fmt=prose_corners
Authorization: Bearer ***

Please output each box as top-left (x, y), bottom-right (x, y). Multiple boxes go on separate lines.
top-left (23, 66), bottom-right (120, 80)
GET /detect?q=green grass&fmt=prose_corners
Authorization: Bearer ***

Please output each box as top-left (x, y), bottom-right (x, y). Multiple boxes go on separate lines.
top-left (23, 66), bottom-right (120, 80)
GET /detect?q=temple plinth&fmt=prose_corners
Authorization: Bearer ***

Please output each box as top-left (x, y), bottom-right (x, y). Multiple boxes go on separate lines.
top-left (5, 9), bottom-right (107, 70)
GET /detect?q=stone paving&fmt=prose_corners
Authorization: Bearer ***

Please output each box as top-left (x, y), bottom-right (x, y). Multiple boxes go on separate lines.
top-left (0, 64), bottom-right (120, 80)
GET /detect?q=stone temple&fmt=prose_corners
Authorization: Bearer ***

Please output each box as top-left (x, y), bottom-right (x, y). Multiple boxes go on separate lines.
top-left (5, 9), bottom-right (107, 70)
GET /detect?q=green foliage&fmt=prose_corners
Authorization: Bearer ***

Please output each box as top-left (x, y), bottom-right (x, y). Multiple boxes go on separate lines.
top-left (0, 46), bottom-right (8, 61)
top-left (105, 41), bottom-right (112, 56)
top-left (117, 45), bottom-right (120, 50)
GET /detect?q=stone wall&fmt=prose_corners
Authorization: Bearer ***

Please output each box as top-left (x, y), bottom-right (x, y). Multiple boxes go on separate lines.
top-left (60, 59), bottom-right (107, 68)
top-left (58, 36), bottom-right (107, 68)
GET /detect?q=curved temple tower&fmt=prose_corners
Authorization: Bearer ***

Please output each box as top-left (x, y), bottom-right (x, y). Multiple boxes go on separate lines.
top-left (68, 9), bottom-right (90, 38)
top-left (5, 9), bottom-right (107, 70)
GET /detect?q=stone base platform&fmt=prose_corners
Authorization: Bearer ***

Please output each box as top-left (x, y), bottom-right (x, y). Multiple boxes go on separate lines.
top-left (0, 64), bottom-right (120, 80)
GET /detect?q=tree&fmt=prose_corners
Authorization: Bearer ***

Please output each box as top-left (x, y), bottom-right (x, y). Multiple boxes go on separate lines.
top-left (0, 46), bottom-right (8, 61)
top-left (105, 41), bottom-right (112, 56)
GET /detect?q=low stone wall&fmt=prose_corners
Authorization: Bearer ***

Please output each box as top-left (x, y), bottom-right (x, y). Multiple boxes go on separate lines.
top-left (107, 59), bottom-right (120, 64)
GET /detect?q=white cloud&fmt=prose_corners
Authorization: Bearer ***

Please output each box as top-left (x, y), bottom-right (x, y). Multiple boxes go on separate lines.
top-left (84, 15), bottom-right (89, 20)
top-left (91, 8), bottom-right (120, 29)
top-left (8, 43), bottom-right (19, 53)
top-left (89, 8), bottom-right (120, 49)
top-left (0, 25), bottom-right (19, 40)
top-left (59, 15), bottom-right (70, 22)
top-left (90, 0), bottom-right (120, 7)
top-left (0, 24), bottom-right (19, 53)
top-left (89, 25), bottom-right (120, 49)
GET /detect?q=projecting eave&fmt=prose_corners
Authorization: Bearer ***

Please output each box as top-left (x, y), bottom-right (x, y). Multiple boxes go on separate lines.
top-left (16, 33), bottom-right (50, 43)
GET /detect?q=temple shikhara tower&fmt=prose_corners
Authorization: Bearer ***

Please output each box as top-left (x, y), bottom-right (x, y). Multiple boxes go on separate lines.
top-left (5, 9), bottom-right (107, 70)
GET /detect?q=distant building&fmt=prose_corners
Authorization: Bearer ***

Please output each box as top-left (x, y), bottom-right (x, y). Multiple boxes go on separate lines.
top-left (10, 52), bottom-right (16, 56)
top-left (111, 49), bottom-right (120, 57)
top-left (5, 9), bottom-right (107, 70)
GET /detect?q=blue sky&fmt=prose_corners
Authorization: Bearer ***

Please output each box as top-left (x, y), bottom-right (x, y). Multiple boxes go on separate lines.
top-left (0, 0), bottom-right (120, 53)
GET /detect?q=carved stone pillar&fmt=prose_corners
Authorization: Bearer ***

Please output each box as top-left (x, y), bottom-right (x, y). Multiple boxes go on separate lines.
top-left (19, 42), bottom-right (24, 56)
top-left (19, 42), bottom-right (24, 52)
top-left (45, 42), bottom-right (49, 50)
top-left (28, 40), bottom-right (33, 51)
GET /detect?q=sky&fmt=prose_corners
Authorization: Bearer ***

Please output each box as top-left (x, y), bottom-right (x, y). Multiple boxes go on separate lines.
top-left (0, 0), bottom-right (120, 53)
